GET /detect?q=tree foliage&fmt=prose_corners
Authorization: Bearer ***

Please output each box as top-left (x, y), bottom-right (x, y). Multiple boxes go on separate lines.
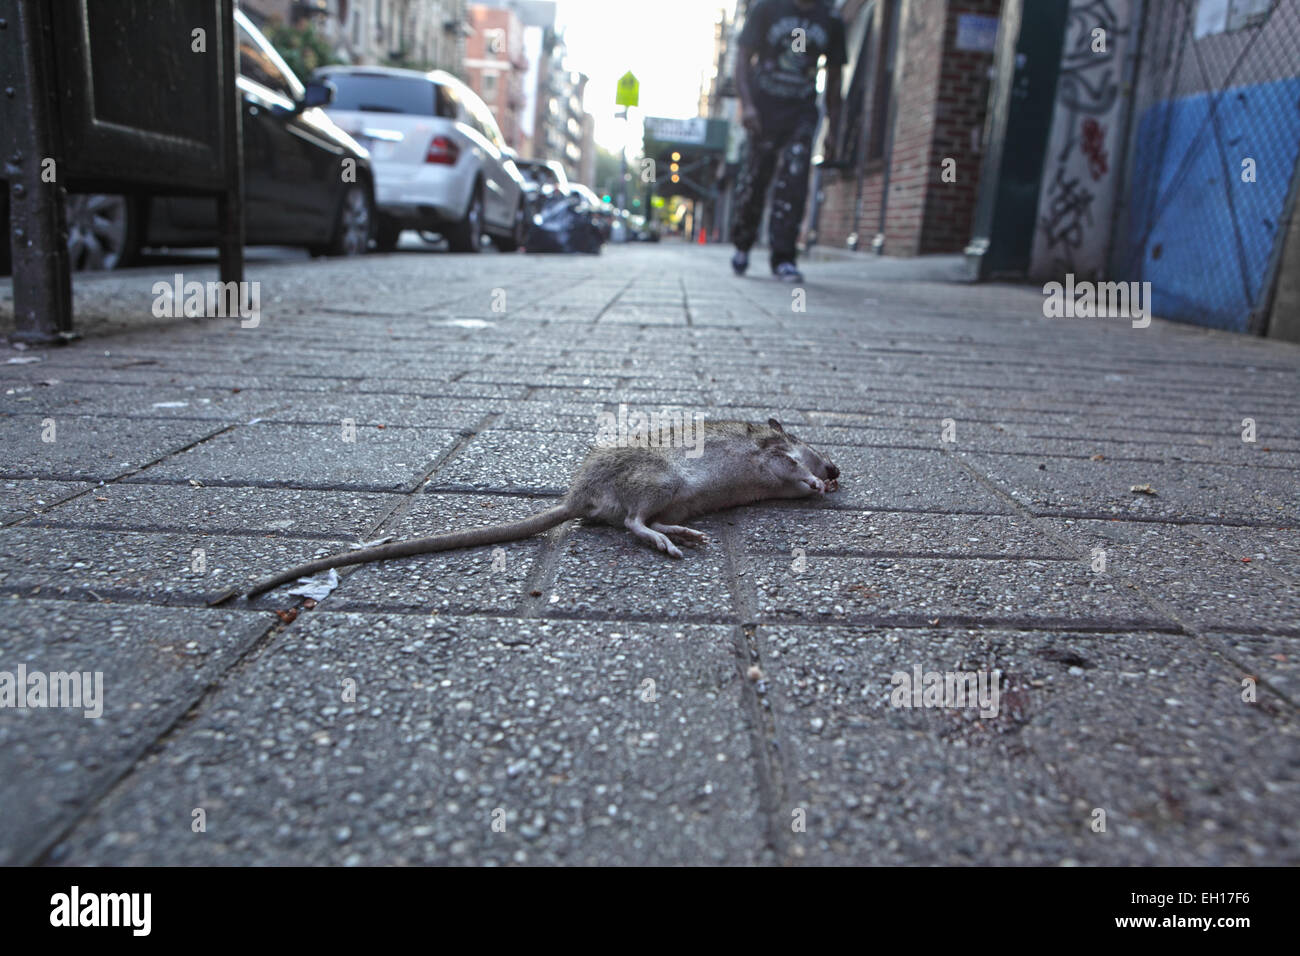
top-left (263, 21), bottom-right (340, 84)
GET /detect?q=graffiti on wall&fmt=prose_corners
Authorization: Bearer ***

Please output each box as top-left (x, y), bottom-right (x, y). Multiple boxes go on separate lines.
top-left (1030, 0), bottom-right (1133, 280)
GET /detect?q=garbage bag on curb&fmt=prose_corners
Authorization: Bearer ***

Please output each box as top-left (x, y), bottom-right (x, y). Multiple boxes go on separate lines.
top-left (524, 189), bottom-right (603, 254)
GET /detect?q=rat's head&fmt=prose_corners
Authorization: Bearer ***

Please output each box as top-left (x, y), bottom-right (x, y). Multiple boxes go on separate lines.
top-left (755, 418), bottom-right (841, 496)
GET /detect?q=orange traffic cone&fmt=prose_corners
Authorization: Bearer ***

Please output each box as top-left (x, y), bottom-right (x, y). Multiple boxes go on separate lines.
top-left (697, 226), bottom-right (707, 245)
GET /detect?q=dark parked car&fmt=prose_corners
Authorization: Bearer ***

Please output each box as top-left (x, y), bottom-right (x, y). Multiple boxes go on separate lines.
top-left (0, 10), bottom-right (375, 273)
top-left (515, 158), bottom-right (570, 214)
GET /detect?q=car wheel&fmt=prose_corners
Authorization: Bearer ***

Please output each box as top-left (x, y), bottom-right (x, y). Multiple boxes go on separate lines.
top-left (494, 201), bottom-right (526, 253)
top-left (66, 194), bottom-right (140, 270)
top-left (445, 185), bottom-right (483, 253)
top-left (320, 183), bottom-right (373, 257)
top-left (374, 215), bottom-right (402, 253)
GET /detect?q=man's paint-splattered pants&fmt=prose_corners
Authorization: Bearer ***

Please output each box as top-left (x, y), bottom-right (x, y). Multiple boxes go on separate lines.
top-left (730, 118), bottom-right (816, 267)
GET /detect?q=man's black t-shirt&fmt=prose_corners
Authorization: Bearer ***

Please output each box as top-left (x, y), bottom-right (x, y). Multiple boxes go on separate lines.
top-left (739, 0), bottom-right (848, 131)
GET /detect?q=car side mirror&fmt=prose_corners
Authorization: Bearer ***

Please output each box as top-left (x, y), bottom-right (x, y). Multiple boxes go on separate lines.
top-left (299, 80), bottom-right (334, 111)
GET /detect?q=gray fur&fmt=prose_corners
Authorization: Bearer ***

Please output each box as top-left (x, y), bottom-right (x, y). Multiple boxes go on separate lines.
top-left (246, 417), bottom-right (839, 597)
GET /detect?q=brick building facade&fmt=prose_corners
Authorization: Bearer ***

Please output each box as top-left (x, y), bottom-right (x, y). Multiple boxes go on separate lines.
top-left (464, 5), bottom-right (529, 151)
top-left (810, 0), bottom-right (1001, 256)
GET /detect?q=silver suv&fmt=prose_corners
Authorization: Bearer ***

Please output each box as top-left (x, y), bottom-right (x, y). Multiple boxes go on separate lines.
top-left (316, 66), bottom-right (528, 253)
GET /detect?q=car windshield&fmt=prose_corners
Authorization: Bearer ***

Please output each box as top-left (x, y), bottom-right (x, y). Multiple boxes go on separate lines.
top-left (325, 74), bottom-right (436, 115)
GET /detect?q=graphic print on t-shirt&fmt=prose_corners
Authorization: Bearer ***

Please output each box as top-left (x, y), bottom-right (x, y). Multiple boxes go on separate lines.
top-left (740, 0), bottom-right (847, 124)
top-left (759, 14), bottom-right (836, 100)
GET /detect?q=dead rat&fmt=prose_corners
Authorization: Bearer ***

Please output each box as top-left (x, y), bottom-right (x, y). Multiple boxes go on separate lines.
top-left (246, 418), bottom-right (840, 597)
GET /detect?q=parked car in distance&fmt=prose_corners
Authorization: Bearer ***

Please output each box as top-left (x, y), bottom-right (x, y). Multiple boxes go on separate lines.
top-left (516, 159), bottom-right (570, 193)
top-left (316, 65), bottom-right (528, 253)
top-left (0, 9), bottom-right (375, 274)
top-left (629, 214), bottom-right (661, 242)
top-left (568, 184), bottom-right (611, 242)
top-left (515, 158), bottom-right (569, 220)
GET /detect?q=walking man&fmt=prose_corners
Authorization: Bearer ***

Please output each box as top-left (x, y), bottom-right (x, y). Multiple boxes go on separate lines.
top-left (731, 0), bottom-right (846, 282)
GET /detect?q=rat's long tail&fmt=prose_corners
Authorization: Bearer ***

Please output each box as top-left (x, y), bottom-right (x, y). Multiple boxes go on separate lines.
top-left (246, 504), bottom-right (576, 598)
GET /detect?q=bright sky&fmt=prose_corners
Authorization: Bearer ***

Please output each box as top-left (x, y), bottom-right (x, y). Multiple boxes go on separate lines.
top-left (554, 0), bottom-right (736, 153)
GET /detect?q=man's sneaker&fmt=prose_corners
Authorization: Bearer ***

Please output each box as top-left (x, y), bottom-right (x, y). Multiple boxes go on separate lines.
top-left (731, 249), bottom-right (749, 275)
top-left (773, 261), bottom-right (804, 283)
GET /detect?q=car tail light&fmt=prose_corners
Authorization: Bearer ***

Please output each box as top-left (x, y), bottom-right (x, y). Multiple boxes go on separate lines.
top-left (426, 135), bottom-right (459, 165)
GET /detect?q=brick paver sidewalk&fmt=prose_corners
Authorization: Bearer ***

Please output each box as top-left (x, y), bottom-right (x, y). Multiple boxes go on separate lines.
top-left (1, 244), bottom-right (1296, 864)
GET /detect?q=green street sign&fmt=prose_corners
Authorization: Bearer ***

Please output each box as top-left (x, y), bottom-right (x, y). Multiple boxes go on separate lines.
top-left (616, 71), bottom-right (639, 108)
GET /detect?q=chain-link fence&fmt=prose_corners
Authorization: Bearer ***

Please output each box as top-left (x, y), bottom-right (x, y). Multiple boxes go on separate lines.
top-left (1113, 0), bottom-right (1300, 332)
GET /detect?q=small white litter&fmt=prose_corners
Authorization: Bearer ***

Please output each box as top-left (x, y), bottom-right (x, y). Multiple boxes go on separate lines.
top-left (287, 568), bottom-right (340, 601)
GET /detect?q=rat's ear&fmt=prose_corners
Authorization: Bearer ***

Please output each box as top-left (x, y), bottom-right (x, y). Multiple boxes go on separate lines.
top-left (768, 418), bottom-right (785, 433)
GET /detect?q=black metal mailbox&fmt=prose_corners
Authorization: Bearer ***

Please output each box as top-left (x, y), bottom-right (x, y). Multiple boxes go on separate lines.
top-left (0, 0), bottom-right (243, 343)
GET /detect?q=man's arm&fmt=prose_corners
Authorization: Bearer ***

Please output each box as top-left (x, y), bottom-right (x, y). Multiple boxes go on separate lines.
top-left (823, 62), bottom-right (843, 161)
top-left (822, 12), bottom-right (849, 163)
top-left (735, 41), bottom-right (762, 137)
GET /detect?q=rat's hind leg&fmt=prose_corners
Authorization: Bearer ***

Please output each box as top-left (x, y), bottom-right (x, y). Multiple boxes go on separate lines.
top-left (625, 515), bottom-right (684, 558)
top-left (650, 523), bottom-right (707, 547)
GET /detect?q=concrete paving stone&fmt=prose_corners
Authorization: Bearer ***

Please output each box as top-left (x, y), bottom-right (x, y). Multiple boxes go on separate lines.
top-left (1210, 632), bottom-right (1300, 703)
top-left (1005, 630), bottom-right (1299, 864)
top-left (820, 446), bottom-right (1014, 514)
top-left (738, 508), bottom-right (1077, 558)
top-left (351, 378), bottom-right (529, 401)
top-left (1190, 525), bottom-right (1300, 582)
top-left (0, 597), bottom-right (272, 864)
top-left (951, 429), bottom-right (1300, 467)
top-left (958, 450), bottom-right (1300, 524)
top-left (384, 491), bottom-right (563, 539)
top-left (701, 405), bottom-right (816, 426)
top-left (755, 624), bottom-right (1297, 864)
top-left (0, 526), bottom-right (367, 606)
top-left (748, 555), bottom-right (1168, 628)
top-left (123, 421), bottom-right (461, 492)
top-left (2, 380), bottom-right (280, 422)
top-left (330, 542), bottom-right (542, 615)
top-left (1003, 412), bottom-right (1300, 447)
top-left (45, 614), bottom-right (765, 865)
top-left (326, 494), bottom-right (556, 613)
top-left (545, 516), bottom-right (735, 621)
top-left (30, 484), bottom-right (402, 540)
top-left (610, 388), bottom-right (719, 406)
top-left (4, 362), bottom-right (355, 392)
top-left (1047, 519), bottom-right (1300, 636)
top-left (493, 401), bottom-right (606, 432)
top-left (492, 373), bottom-right (625, 389)
top-left (0, 415), bottom-right (226, 482)
top-left (489, 385), bottom-right (616, 404)
top-left (11, 349), bottom-right (407, 384)
top-left (265, 394), bottom-right (497, 430)
top-left (599, 308), bottom-right (687, 325)
top-left (429, 429), bottom-right (590, 494)
top-left (755, 625), bottom-right (1077, 864)
top-left (622, 375), bottom-right (724, 392)
top-left (0, 479), bottom-right (93, 525)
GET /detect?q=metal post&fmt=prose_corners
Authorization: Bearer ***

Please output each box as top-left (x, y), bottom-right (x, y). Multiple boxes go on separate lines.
top-left (216, 0), bottom-right (244, 289)
top-left (2, 0), bottom-right (73, 344)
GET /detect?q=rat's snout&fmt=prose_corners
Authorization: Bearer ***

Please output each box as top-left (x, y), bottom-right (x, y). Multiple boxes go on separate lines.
top-left (823, 461), bottom-right (840, 493)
